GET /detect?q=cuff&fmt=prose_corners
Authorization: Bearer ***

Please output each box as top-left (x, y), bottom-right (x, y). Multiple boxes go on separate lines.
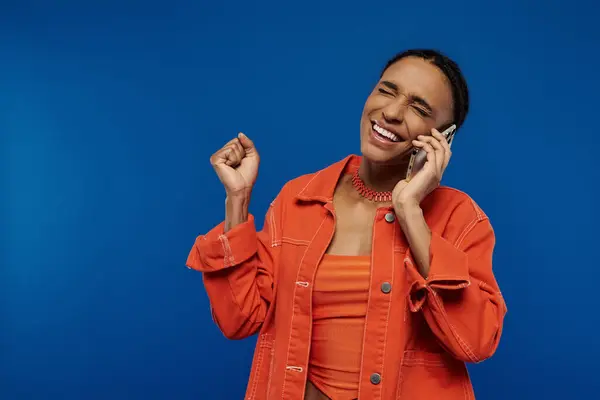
top-left (186, 214), bottom-right (258, 272)
top-left (405, 232), bottom-right (471, 312)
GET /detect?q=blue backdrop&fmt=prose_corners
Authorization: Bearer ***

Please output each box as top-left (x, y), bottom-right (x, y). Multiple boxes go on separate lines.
top-left (2, 0), bottom-right (599, 398)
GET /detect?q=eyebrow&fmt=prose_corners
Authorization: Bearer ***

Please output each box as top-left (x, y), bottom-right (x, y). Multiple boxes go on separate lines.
top-left (380, 80), bottom-right (434, 113)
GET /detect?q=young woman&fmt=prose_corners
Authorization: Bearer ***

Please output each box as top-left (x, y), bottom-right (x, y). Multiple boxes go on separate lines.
top-left (187, 49), bottom-right (507, 400)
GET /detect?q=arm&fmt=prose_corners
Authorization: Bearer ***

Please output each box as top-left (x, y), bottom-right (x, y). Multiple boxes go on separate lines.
top-left (395, 201), bottom-right (433, 278)
top-left (186, 187), bottom-right (285, 340)
top-left (397, 199), bottom-right (507, 363)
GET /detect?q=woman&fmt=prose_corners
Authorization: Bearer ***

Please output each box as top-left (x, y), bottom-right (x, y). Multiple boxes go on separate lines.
top-left (186, 49), bottom-right (507, 400)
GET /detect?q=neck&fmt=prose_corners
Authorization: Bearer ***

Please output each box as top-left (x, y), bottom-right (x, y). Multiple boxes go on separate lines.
top-left (357, 156), bottom-right (410, 193)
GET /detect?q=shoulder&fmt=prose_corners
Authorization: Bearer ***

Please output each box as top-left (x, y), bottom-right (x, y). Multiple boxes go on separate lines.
top-left (425, 185), bottom-right (489, 224)
top-left (282, 171), bottom-right (321, 195)
top-left (274, 155), bottom-right (354, 202)
top-left (267, 169), bottom-right (323, 206)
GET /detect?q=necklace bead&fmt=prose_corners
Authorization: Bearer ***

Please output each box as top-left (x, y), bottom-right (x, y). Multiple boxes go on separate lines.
top-left (351, 169), bottom-right (392, 202)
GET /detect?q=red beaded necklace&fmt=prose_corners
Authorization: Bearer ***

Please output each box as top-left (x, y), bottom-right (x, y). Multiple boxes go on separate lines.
top-left (351, 168), bottom-right (393, 202)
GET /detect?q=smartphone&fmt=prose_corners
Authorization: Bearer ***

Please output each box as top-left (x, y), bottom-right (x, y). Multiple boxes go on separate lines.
top-left (405, 124), bottom-right (457, 181)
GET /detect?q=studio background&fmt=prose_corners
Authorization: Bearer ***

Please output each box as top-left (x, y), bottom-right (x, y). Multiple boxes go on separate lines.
top-left (2, 0), bottom-right (599, 398)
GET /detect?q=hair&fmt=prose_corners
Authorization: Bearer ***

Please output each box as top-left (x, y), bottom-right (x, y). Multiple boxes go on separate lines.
top-left (381, 49), bottom-right (470, 130)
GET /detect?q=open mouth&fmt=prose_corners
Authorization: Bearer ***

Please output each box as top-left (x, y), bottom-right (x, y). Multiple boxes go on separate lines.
top-left (372, 122), bottom-right (401, 142)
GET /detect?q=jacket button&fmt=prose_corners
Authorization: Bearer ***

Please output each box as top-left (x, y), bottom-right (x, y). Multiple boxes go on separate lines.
top-left (381, 282), bottom-right (391, 294)
top-left (370, 372), bottom-right (381, 385)
top-left (384, 212), bottom-right (395, 223)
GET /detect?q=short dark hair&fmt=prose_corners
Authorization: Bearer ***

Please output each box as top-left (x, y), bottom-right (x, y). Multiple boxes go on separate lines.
top-left (381, 49), bottom-right (469, 130)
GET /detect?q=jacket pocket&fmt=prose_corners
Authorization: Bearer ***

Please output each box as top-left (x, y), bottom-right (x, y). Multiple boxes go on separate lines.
top-left (246, 333), bottom-right (275, 400)
top-left (396, 351), bottom-right (474, 400)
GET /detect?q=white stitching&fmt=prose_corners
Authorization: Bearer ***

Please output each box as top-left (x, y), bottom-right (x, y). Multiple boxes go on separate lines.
top-left (280, 215), bottom-right (327, 398)
top-left (430, 289), bottom-right (479, 363)
top-left (218, 234), bottom-right (234, 267)
top-left (379, 221), bottom-right (395, 396)
top-left (285, 366), bottom-right (303, 372)
top-left (248, 334), bottom-right (267, 400)
top-left (281, 237), bottom-right (311, 245)
top-left (297, 171), bottom-right (321, 197)
top-left (269, 204), bottom-right (276, 247)
top-left (454, 217), bottom-right (478, 249)
top-left (403, 359), bottom-right (446, 367)
top-left (265, 345), bottom-right (275, 397)
top-left (469, 197), bottom-right (484, 221)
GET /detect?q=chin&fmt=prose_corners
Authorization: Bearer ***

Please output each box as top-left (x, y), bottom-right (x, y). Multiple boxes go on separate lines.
top-left (361, 146), bottom-right (393, 164)
top-left (360, 136), bottom-right (410, 165)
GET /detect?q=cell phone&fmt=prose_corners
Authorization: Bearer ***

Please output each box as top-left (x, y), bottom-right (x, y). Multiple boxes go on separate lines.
top-left (405, 124), bottom-right (457, 181)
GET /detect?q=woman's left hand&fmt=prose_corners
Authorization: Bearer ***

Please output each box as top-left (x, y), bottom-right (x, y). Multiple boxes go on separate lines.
top-left (392, 128), bottom-right (452, 209)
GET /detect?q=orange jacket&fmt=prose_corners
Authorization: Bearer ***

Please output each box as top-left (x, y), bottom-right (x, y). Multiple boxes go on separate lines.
top-left (186, 155), bottom-right (507, 399)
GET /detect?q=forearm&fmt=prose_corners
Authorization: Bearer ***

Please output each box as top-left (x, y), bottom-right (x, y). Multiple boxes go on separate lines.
top-left (420, 282), bottom-right (506, 362)
top-left (395, 200), bottom-right (431, 278)
top-left (224, 190), bottom-right (251, 232)
top-left (400, 214), bottom-right (506, 362)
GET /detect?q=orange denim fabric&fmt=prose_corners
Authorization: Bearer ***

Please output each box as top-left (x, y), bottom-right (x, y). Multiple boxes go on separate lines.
top-left (186, 155), bottom-right (507, 400)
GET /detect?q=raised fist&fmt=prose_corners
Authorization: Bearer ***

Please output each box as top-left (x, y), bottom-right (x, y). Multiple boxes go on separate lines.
top-left (210, 133), bottom-right (260, 197)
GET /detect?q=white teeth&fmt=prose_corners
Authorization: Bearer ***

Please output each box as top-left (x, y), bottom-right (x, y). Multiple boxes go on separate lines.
top-left (373, 124), bottom-right (400, 142)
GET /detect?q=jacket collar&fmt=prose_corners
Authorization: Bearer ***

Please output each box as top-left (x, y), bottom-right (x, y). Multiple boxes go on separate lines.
top-left (294, 154), bottom-right (361, 203)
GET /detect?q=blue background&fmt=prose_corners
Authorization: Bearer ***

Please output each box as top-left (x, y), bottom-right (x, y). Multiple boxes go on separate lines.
top-left (2, 0), bottom-right (599, 398)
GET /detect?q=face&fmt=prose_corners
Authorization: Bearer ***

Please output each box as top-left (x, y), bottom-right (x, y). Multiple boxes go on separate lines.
top-left (360, 57), bottom-right (454, 165)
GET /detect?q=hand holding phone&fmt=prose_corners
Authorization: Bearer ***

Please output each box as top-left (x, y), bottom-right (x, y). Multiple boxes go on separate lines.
top-left (405, 124), bottom-right (456, 181)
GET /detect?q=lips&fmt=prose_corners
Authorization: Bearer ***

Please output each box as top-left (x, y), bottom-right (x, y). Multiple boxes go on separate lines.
top-left (372, 123), bottom-right (401, 142)
top-left (369, 119), bottom-right (405, 147)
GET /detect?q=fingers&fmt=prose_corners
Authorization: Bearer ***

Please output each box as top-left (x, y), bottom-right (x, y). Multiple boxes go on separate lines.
top-left (224, 140), bottom-right (245, 166)
top-left (431, 128), bottom-right (452, 169)
top-left (413, 129), bottom-right (452, 175)
top-left (210, 132), bottom-right (258, 170)
top-left (210, 137), bottom-right (246, 167)
top-left (411, 139), bottom-right (437, 178)
top-left (237, 132), bottom-right (256, 153)
top-left (412, 136), bottom-right (438, 172)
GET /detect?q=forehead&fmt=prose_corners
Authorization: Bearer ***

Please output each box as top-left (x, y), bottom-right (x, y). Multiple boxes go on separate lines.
top-left (381, 57), bottom-right (453, 112)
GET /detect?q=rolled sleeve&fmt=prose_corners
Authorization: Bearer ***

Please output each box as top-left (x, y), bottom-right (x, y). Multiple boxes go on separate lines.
top-left (406, 232), bottom-right (471, 312)
top-left (186, 214), bottom-right (259, 273)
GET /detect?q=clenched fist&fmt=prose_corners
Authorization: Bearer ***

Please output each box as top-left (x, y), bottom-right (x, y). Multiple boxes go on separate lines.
top-left (210, 133), bottom-right (260, 197)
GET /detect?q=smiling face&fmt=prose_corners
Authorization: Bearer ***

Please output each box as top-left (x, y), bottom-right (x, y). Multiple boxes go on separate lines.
top-left (360, 56), bottom-right (455, 165)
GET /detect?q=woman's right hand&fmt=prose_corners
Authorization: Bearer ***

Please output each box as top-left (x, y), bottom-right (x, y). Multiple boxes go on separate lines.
top-left (210, 133), bottom-right (260, 198)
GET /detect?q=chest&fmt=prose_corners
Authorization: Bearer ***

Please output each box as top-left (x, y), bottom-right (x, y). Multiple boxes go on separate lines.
top-left (326, 192), bottom-right (390, 256)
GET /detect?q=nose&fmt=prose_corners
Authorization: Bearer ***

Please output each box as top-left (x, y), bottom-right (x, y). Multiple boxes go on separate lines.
top-left (382, 98), bottom-right (407, 124)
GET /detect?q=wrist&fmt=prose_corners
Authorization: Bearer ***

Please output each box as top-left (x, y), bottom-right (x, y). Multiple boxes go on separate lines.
top-left (394, 198), bottom-right (422, 224)
top-left (225, 191), bottom-right (251, 232)
top-left (226, 187), bottom-right (252, 200)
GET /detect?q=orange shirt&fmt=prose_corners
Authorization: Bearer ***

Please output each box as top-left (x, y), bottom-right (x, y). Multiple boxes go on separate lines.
top-left (308, 254), bottom-right (370, 399)
top-left (186, 155), bottom-right (507, 400)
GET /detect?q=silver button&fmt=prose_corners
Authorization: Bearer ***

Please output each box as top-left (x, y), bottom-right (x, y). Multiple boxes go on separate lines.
top-left (381, 282), bottom-right (391, 294)
top-left (370, 372), bottom-right (382, 385)
top-left (384, 212), bottom-right (395, 223)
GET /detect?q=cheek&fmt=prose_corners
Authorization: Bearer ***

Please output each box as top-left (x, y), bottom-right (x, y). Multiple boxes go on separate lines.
top-left (405, 114), bottom-right (433, 139)
top-left (362, 98), bottom-right (374, 116)
top-left (362, 93), bottom-right (387, 114)
top-left (361, 97), bottom-right (378, 125)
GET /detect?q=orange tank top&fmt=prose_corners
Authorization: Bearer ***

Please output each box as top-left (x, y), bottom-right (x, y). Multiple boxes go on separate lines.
top-left (308, 254), bottom-right (371, 399)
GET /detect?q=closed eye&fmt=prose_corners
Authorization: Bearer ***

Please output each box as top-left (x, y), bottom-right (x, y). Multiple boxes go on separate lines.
top-left (378, 88), bottom-right (393, 96)
top-left (413, 105), bottom-right (430, 117)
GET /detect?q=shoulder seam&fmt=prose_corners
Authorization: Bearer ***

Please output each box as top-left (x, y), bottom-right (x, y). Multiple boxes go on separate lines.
top-left (453, 216), bottom-right (480, 248)
top-left (437, 186), bottom-right (488, 222)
